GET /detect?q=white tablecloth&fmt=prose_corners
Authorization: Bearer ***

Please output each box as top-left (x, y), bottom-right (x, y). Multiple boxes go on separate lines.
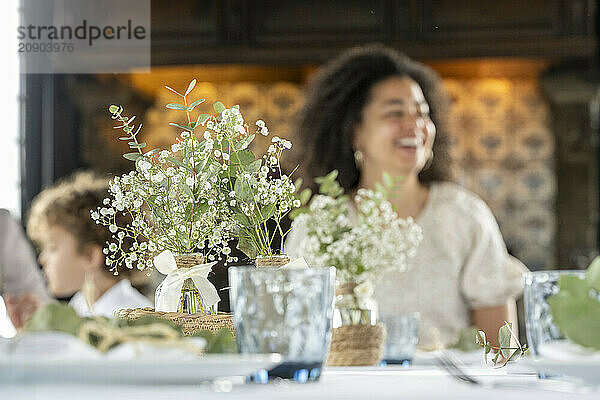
top-left (1, 366), bottom-right (598, 400)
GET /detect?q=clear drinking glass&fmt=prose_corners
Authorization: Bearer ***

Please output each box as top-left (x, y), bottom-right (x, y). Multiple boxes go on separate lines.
top-left (228, 266), bottom-right (336, 382)
top-left (524, 270), bottom-right (585, 356)
top-left (381, 312), bottom-right (420, 365)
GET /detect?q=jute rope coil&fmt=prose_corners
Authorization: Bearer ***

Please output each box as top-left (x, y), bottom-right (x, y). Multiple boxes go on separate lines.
top-left (255, 255), bottom-right (290, 267)
top-left (326, 323), bottom-right (386, 366)
top-left (335, 282), bottom-right (357, 296)
top-left (116, 308), bottom-right (234, 336)
top-left (174, 254), bottom-right (205, 269)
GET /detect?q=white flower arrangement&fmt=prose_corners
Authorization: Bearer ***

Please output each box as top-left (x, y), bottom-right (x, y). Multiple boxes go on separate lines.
top-left (292, 171), bottom-right (423, 283)
top-left (91, 79), bottom-right (300, 274)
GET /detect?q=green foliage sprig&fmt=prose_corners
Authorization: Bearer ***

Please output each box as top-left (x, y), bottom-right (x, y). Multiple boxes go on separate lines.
top-left (94, 79), bottom-right (301, 272)
top-left (93, 80), bottom-right (237, 274)
top-left (476, 322), bottom-right (528, 366)
top-left (548, 257), bottom-right (600, 350)
top-left (291, 170), bottom-right (422, 283)
top-left (24, 303), bottom-right (236, 354)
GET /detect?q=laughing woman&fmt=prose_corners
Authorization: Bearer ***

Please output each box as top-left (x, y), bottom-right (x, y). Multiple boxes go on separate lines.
top-left (285, 44), bottom-right (527, 349)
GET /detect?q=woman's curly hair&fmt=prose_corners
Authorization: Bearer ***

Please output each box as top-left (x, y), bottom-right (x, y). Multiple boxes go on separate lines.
top-left (290, 43), bottom-right (453, 192)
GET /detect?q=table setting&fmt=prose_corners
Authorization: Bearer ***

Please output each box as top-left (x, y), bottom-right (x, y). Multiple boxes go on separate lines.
top-left (2, 79), bottom-right (600, 399)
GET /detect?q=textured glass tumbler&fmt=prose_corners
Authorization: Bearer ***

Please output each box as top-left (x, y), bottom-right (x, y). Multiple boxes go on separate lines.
top-left (228, 266), bottom-right (336, 382)
top-left (381, 312), bottom-right (420, 365)
top-left (524, 270), bottom-right (585, 356)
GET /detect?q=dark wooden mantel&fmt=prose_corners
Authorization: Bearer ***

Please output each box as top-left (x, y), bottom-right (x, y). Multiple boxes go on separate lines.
top-left (150, 0), bottom-right (597, 65)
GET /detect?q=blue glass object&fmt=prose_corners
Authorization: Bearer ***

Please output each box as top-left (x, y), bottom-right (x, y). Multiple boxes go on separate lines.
top-left (229, 266), bottom-right (336, 382)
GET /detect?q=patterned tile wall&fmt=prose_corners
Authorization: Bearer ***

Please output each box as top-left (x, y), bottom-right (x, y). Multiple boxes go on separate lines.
top-left (445, 79), bottom-right (555, 269)
top-left (141, 78), bottom-right (556, 270)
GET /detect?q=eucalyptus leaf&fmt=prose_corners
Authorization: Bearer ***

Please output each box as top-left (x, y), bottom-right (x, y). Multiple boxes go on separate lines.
top-left (24, 303), bottom-right (83, 336)
top-left (316, 170), bottom-right (344, 197)
top-left (176, 230), bottom-right (191, 249)
top-left (144, 149), bottom-right (161, 157)
top-left (166, 156), bottom-right (194, 173)
top-left (165, 85), bottom-right (184, 97)
top-left (231, 150), bottom-right (255, 166)
top-left (147, 195), bottom-right (158, 207)
top-left (123, 152), bottom-right (142, 161)
top-left (191, 329), bottom-right (237, 354)
top-left (151, 205), bottom-right (166, 220)
top-left (179, 179), bottom-right (194, 199)
top-left (160, 178), bottom-right (170, 190)
top-left (196, 114), bottom-right (210, 126)
top-left (185, 203), bottom-right (194, 220)
top-left (166, 103), bottom-right (187, 111)
top-left (315, 170), bottom-right (338, 185)
top-left (548, 274), bottom-right (600, 350)
top-left (382, 172), bottom-right (394, 189)
top-left (185, 79), bottom-right (197, 96)
top-left (585, 256), bottom-right (600, 291)
top-left (492, 351), bottom-right (500, 364)
top-left (234, 134), bottom-right (255, 151)
top-left (288, 208), bottom-right (307, 219)
top-left (213, 101), bottom-right (225, 114)
top-left (484, 343), bottom-right (490, 363)
top-left (498, 323), bottom-right (512, 357)
top-left (259, 204), bottom-right (276, 223)
top-left (188, 98), bottom-right (205, 111)
top-left (374, 182), bottom-right (387, 197)
top-left (195, 199), bottom-right (209, 215)
top-left (119, 137), bottom-right (131, 141)
top-left (234, 176), bottom-right (253, 201)
top-left (299, 188), bottom-right (312, 205)
top-left (237, 234), bottom-right (258, 259)
top-left (244, 159), bottom-right (262, 174)
top-left (234, 213), bottom-right (252, 228)
top-left (293, 178), bottom-right (303, 193)
top-left (507, 349), bottom-right (521, 362)
top-left (169, 122), bottom-right (192, 130)
top-left (450, 326), bottom-right (480, 352)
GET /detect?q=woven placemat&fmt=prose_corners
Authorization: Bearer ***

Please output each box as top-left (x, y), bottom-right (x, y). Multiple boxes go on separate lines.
top-left (326, 323), bottom-right (386, 366)
top-left (116, 308), bottom-right (234, 336)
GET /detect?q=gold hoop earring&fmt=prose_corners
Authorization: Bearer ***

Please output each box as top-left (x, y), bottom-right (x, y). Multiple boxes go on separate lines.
top-left (422, 149), bottom-right (434, 171)
top-left (354, 150), bottom-right (364, 170)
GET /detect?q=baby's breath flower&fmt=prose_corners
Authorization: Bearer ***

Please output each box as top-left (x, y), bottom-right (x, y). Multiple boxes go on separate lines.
top-left (295, 187), bottom-right (422, 283)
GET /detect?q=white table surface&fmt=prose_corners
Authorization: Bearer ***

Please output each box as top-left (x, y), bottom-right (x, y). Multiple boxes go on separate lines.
top-left (1, 365), bottom-right (598, 400)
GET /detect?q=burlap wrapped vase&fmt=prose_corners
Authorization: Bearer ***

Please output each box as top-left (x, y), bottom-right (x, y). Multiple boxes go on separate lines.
top-left (326, 282), bottom-right (386, 366)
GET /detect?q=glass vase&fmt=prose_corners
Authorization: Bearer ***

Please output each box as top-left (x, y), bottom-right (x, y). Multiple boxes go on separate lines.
top-left (332, 282), bottom-right (378, 328)
top-left (154, 253), bottom-right (217, 315)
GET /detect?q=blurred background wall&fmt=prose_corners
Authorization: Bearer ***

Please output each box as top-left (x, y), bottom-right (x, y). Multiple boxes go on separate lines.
top-left (19, 0), bottom-right (600, 270)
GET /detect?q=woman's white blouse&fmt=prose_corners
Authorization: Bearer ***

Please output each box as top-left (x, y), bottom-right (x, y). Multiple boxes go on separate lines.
top-left (285, 181), bottom-right (527, 349)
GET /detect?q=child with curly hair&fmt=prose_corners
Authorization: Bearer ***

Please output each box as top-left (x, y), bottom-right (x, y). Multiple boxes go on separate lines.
top-left (26, 171), bottom-right (151, 317)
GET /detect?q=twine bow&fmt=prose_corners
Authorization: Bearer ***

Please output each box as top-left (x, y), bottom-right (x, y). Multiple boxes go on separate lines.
top-left (78, 319), bottom-right (202, 354)
top-left (154, 250), bottom-right (220, 313)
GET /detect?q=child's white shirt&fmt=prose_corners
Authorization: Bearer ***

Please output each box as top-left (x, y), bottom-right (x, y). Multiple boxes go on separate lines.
top-left (69, 279), bottom-right (151, 318)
